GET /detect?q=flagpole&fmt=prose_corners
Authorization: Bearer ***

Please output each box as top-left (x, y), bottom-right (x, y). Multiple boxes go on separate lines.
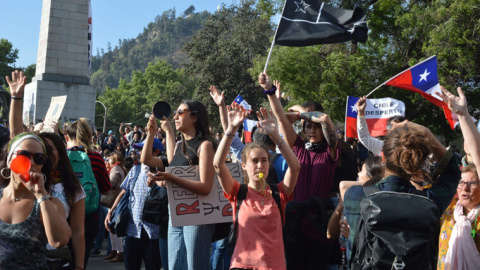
top-left (263, 0), bottom-right (289, 73)
top-left (365, 55), bottom-right (437, 98)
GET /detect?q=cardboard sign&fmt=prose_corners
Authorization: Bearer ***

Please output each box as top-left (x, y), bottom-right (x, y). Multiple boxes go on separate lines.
top-left (166, 163), bottom-right (243, 227)
top-left (43, 95), bottom-right (67, 133)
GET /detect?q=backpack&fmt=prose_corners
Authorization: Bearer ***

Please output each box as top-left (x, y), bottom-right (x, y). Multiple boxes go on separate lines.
top-left (67, 148), bottom-right (100, 214)
top-left (266, 152), bottom-right (281, 185)
top-left (350, 186), bottom-right (440, 270)
top-left (227, 183), bottom-right (283, 248)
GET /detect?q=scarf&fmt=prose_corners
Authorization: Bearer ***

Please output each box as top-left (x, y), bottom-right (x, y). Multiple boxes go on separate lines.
top-left (444, 201), bottom-right (480, 270)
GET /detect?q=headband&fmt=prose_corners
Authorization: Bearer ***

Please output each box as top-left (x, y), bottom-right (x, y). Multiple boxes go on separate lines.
top-left (7, 133), bottom-right (47, 163)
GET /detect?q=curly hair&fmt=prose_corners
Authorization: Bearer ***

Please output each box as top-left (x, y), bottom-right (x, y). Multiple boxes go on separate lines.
top-left (382, 125), bottom-right (431, 182)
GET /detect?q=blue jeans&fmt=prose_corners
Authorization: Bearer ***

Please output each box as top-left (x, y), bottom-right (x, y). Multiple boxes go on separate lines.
top-left (168, 223), bottom-right (214, 270)
top-left (211, 238), bottom-right (232, 270)
top-left (159, 237), bottom-right (168, 270)
top-left (124, 228), bottom-right (160, 270)
top-left (92, 206), bottom-right (111, 254)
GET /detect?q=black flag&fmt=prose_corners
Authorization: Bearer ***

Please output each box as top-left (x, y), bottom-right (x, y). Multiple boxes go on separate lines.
top-left (274, 0), bottom-right (368, 46)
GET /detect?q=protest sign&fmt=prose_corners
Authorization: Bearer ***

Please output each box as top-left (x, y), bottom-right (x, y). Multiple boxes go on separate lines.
top-left (166, 163), bottom-right (243, 227)
top-left (43, 95), bottom-right (67, 133)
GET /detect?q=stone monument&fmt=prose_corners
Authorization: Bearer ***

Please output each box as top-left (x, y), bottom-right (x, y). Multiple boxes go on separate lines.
top-left (24, 0), bottom-right (96, 125)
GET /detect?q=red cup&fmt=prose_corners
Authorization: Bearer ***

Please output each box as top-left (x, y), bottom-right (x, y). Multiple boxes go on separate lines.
top-left (11, 155), bottom-right (31, 182)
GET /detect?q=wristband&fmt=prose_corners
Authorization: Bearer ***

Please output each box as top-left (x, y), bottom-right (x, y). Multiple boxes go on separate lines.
top-left (276, 139), bottom-right (285, 148)
top-left (263, 85), bottom-right (277, 96)
top-left (37, 195), bottom-right (52, 205)
top-left (11, 97), bottom-right (22, 100)
top-left (225, 133), bottom-right (235, 138)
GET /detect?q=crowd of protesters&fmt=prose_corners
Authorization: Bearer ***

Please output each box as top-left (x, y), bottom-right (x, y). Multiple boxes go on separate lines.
top-left (0, 69), bottom-right (478, 270)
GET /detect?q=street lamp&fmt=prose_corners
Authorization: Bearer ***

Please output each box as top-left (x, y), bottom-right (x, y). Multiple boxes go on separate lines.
top-left (95, 101), bottom-right (107, 133)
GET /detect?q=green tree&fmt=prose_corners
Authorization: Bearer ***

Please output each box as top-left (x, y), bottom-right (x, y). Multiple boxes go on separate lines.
top-left (96, 60), bottom-right (195, 129)
top-left (183, 0), bottom-right (273, 131)
top-left (251, 0), bottom-right (479, 143)
top-left (0, 39), bottom-right (19, 79)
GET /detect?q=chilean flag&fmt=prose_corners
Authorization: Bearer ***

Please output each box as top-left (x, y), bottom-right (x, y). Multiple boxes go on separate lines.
top-left (384, 56), bottom-right (458, 129)
top-left (243, 119), bottom-right (257, 143)
top-left (234, 94), bottom-right (252, 111)
top-left (345, 96), bottom-right (405, 138)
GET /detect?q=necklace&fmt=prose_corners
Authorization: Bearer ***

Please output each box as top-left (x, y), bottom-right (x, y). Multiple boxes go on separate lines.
top-left (9, 189), bottom-right (26, 202)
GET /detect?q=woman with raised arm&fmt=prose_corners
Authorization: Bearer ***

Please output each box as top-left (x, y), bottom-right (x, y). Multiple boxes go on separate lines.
top-left (143, 100), bottom-right (216, 270)
top-left (0, 132), bottom-right (71, 269)
top-left (6, 70), bottom-right (86, 270)
top-left (259, 72), bottom-right (339, 270)
top-left (213, 103), bottom-right (300, 270)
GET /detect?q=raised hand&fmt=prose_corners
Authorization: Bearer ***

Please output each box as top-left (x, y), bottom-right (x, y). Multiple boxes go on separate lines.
top-left (209, 85), bottom-right (225, 107)
top-left (258, 72), bottom-right (273, 90)
top-left (227, 103), bottom-right (246, 129)
top-left (159, 116), bottom-right (172, 133)
top-left (273, 80), bottom-right (282, 99)
top-left (437, 86), bottom-right (468, 117)
top-left (256, 107), bottom-right (279, 137)
top-left (147, 115), bottom-right (158, 134)
top-left (6, 70), bottom-right (26, 98)
top-left (356, 96), bottom-right (367, 117)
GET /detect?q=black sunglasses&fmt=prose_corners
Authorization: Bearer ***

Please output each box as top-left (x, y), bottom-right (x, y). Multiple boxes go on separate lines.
top-left (173, 109), bottom-right (192, 116)
top-left (15, 150), bottom-right (48, 165)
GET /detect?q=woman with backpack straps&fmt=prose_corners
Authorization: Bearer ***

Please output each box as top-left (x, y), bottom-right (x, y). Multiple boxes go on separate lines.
top-left (213, 104), bottom-right (300, 270)
top-left (65, 119), bottom-right (111, 268)
top-left (145, 100), bottom-right (216, 270)
top-left (259, 72), bottom-right (339, 270)
top-left (6, 70), bottom-right (85, 270)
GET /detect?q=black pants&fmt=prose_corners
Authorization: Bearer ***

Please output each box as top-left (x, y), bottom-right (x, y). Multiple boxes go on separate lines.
top-left (124, 228), bottom-right (160, 270)
top-left (285, 234), bottom-right (334, 270)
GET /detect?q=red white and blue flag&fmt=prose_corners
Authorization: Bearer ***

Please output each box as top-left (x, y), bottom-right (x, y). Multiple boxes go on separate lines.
top-left (345, 96), bottom-right (405, 138)
top-left (243, 119), bottom-right (257, 143)
top-left (383, 56), bottom-right (458, 129)
top-left (234, 94), bottom-right (252, 111)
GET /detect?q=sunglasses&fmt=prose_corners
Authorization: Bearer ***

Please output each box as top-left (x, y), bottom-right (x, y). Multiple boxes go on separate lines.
top-left (173, 109), bottom-right (192, 116)
top-left (15, 150), bottom-right (48, 165)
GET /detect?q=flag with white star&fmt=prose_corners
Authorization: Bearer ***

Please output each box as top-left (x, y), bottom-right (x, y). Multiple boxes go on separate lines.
top-left (345, 96), bottom-right (405, 138)
top-left (384, 56), bottom-right (458, 129)
top-left (274, 0), bottom-right (368, 46)
top-left (233, 94), bottom-right (252, 110)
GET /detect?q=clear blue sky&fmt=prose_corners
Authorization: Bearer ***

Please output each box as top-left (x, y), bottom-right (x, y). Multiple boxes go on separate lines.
top-left (3, 0), bottom-right (236, 68)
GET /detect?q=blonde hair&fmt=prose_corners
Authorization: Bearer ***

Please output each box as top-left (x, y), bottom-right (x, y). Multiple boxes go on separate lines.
top-left (66, 118), bottom-right (94, 152)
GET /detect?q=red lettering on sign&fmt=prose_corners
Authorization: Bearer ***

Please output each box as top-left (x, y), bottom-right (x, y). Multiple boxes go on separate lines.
top-left (222, 204), bottom-right (232, 217)
top-left (176, 200), bottom-right (200, 215)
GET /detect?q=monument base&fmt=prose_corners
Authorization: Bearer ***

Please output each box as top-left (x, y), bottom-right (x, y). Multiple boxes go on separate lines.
top-left (24, 79), bottom-right (96, 125)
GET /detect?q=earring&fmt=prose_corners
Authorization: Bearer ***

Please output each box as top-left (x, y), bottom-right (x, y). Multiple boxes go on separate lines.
top-left (1, 168), bottom-right (11, 179)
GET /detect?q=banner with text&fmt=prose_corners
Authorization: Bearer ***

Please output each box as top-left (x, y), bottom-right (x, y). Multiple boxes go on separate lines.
top-left (345, 96), bottom-right (405, 138)
top-left (166, 163), bottom-right (243, 227)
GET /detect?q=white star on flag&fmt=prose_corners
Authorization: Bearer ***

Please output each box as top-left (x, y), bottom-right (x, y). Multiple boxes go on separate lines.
top-left (351, 105), bottom-right (358, 113)
top-left (419, 69), bottom-right (430, 82)
top-left (294, 0), bottom-right (310, 13)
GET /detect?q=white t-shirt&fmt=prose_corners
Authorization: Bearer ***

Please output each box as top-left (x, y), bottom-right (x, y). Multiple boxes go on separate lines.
top-left (51, 182), bottom-right (86, 218)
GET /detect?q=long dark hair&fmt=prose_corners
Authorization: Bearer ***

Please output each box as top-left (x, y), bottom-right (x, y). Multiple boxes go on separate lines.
top-left (39, 132), bottom-right (83, 207)
top-left (179, 100), bottom-right (217, 160)
top-left (363, 156), bottom-right (384, 186)
top-left (0, 133), bottom-right (53, 191)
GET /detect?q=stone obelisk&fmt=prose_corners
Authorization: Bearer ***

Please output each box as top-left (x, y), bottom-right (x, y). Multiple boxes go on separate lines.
top-left (24, 0), bottom-right (96, 125)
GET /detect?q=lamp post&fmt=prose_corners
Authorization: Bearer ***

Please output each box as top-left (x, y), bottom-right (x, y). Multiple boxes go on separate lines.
top-left (95, 101), bottom-right (107, 134)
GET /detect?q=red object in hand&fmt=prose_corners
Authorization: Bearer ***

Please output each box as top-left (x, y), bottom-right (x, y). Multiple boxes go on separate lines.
top-left (11, 155), bottom-right (31, 182)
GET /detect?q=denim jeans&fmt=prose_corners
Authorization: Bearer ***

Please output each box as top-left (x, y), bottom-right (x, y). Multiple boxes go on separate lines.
top-left (159, 237), bottom-right (168, 270)
top-left (92, 206), bottom-right (111, 254)
top-left (168, 223), bottom-right (214, 270)
top-left (211, 237), bottom-right (233, 270)
top-left (124, 228), bottom-right (160, 270)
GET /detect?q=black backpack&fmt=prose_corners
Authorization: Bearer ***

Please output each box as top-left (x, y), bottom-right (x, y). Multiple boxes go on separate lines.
top-left (350, 186), bottom-right (440, 270)
top-left (227, 183), bottom-right (283, 248)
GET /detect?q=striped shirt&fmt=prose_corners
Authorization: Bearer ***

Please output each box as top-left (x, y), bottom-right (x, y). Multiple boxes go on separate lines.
top-left (87, 151), bottom-right (111, 194)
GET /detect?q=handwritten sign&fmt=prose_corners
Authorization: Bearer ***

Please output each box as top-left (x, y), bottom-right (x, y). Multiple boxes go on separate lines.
top-left (43, 95), bottom-right (67, 133)
top-left (166, 163), bottom-right (243, 227)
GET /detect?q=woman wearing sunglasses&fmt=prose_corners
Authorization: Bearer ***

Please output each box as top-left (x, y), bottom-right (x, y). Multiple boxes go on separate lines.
top-left (0, 133), bottom-right (72, 269)
top-left (6, 70), bottom-right (87, 270)
top-left (141, 100), bottom-right (216, 270)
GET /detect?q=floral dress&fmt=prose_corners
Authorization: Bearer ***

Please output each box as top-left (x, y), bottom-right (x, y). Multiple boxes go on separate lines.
top-left (437, 198), bottom-right (480, 270)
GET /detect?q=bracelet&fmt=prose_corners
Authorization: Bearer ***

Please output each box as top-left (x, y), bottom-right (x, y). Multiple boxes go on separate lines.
top-left (263, 85), bottom-right (277, 96)
top-left (276, 139), bottom-right (285, 147)
top-left (225, 133), bottom-right (235, 138)
top-left (37, 195), bottom-right (52, 205)
top-left (11, 97), bottom-right (22, 100)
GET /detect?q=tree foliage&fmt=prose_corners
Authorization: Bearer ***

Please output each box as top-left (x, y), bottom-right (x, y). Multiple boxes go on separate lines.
top-left (252, 0), bottom-right (480, 143)
top-left (183, 0), bottom-right (273, 131)
top-left (0, 39), bottom-right (19, 80)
